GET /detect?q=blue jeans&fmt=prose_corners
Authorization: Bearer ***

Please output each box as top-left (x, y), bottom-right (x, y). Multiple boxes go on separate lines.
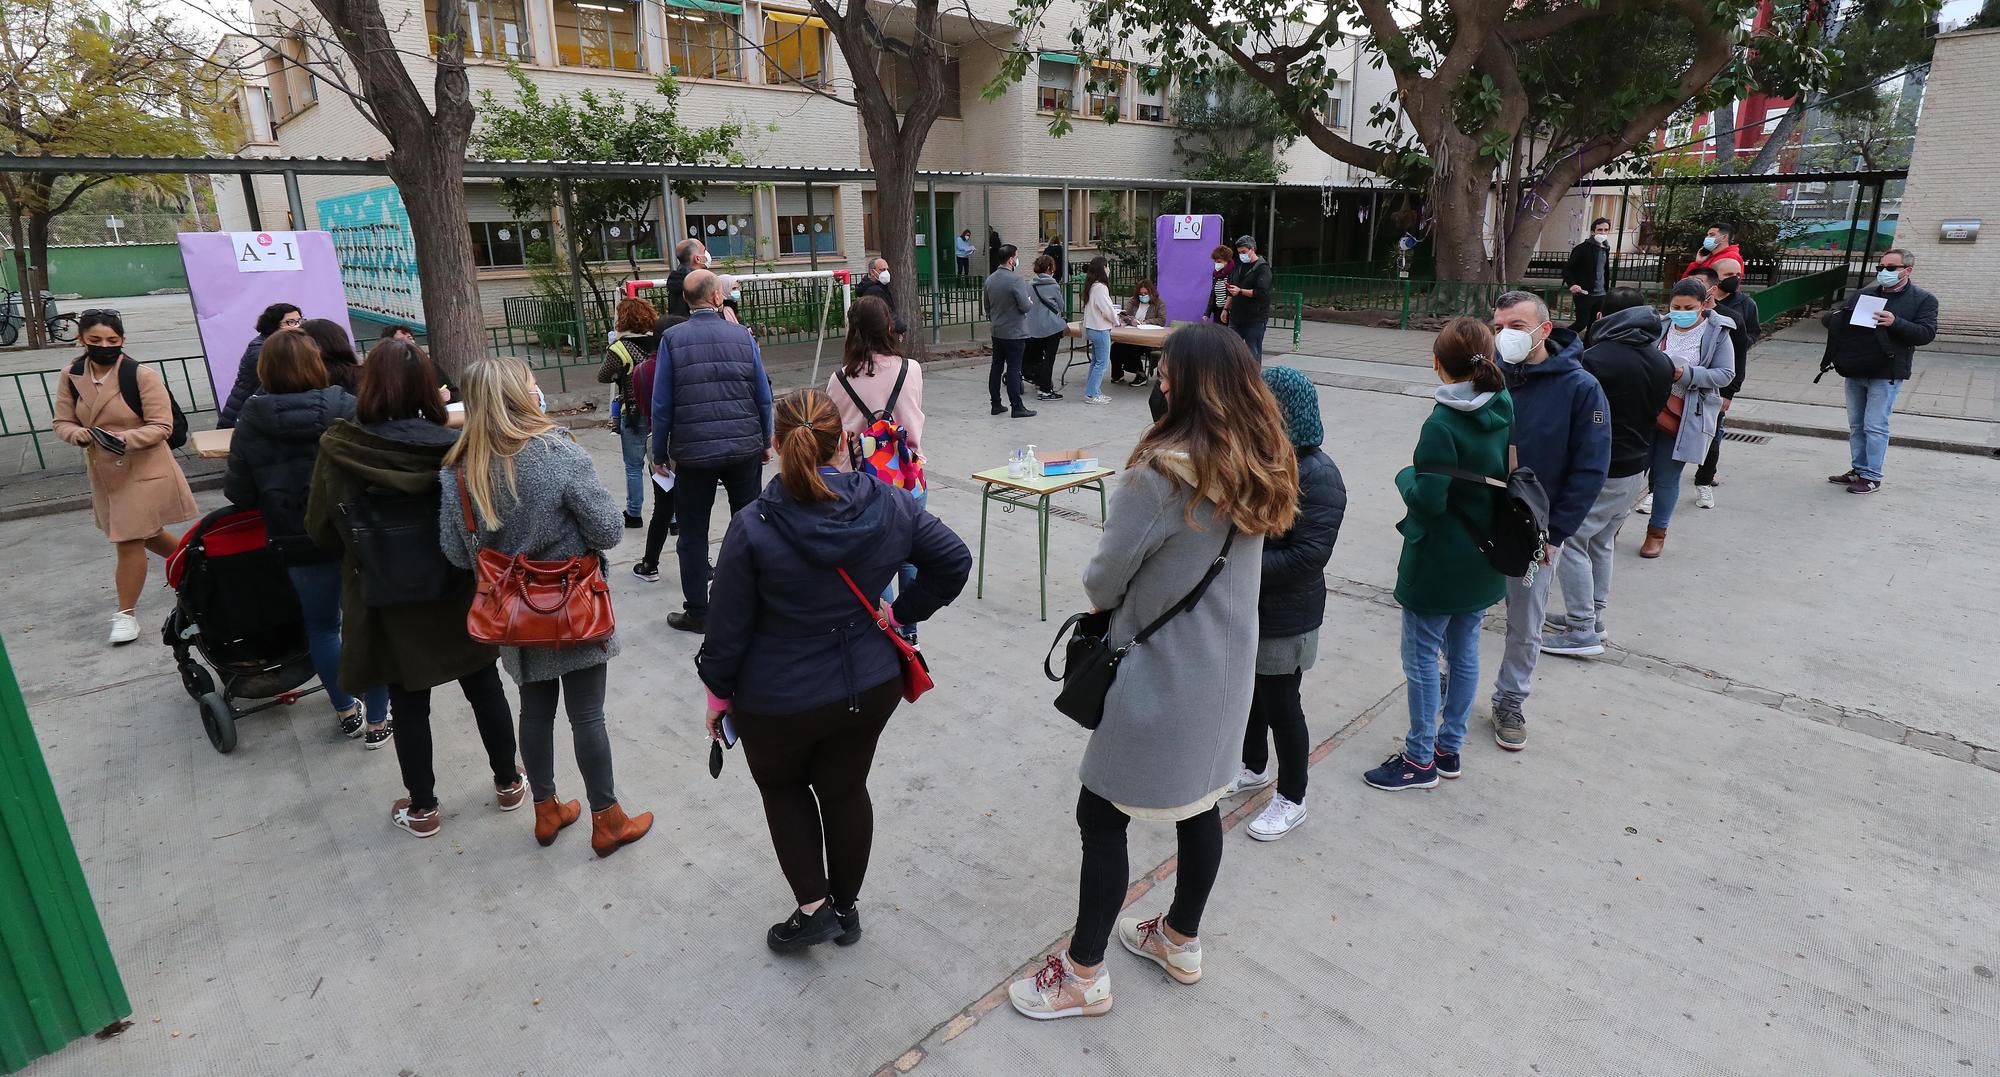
top-left (1647, 431), bottom-right (1687, 531)
top-left (1845, 377), bottom-right (1902, 481)
top-left (881, 486), bottom-right (926, 606)
top-left (617, 419), bottom-right (648, 517)
top-left (1400, 608), bottom-right (1484, 765)
top-left (1232, 316), bottom-right (1268, 361)
top-left (1085, 328), bottom-right (1111, 397)
top-left (287, 562), bottom-right (387, 723)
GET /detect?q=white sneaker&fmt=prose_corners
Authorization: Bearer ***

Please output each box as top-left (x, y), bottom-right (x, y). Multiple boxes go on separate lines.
top-left (1009, 953), bottom-right (1112, 1019)
top-left (1084, 395), bottom-right (1112, 405)
top-left (108, 610), bottom-right (139, 646)
top-left (1696, 485), bottom-right (1716, 509)
top-left (1247, 794), bottom-right (1307, 841)
top-left (1224, 766), bottom-right (1274, 796)
top-left (1118, 915), bottom-right (1202, 984)
top-left (1635, 493), bottom-right (1653, 515)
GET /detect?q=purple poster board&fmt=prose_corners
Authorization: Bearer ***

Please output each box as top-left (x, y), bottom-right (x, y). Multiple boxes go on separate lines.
top-left (1155, 214), bottom-right (1225, 327)
top-left (177, 231), bottom-right (350, 406)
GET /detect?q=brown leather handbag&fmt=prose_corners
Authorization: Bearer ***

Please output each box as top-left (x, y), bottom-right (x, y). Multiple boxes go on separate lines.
top-left (457, 467), bottom-right (615, 648)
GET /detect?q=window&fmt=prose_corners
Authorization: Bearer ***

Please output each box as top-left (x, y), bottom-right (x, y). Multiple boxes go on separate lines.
top-left (583, 219), bottom-right (661, 262)
top-left (1087, 192), bottom-right (1116, 244)
top-left (1037, 55), bottom-right (1078, 112)
top-left (683, 192), bottom-right (756, 259)
top-left (763, 9), bottom-right (828, 89)
top-left (553, 0), bottom-right (642, 71)
top-left (426, 0), bottom-right (532, 61)
top-left (1324, 80), bottom-right (1347, 129)
top-left (774, 187), bottom-right (836, 256)
top-left (267, 36), bottom-right (319, 122)
top-left (1038, 189), bottom-right (1064, 248)
top-left (1087, 62), bottom-right (1124, 119)
top-left (881, 48), bottom-right (961, 119)
top-left (862, 191), bottom-right (877, 251)
top-left (1135, 67), bottom-right (1166, 122)
top-left (663, 3), bottom-right (741, 80)
top-left (469, 221), bottom-right (552, 269)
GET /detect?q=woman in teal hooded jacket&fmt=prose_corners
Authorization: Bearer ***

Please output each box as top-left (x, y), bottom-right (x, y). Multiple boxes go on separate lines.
top-left (1366, 317), bottom-right (1513, 792)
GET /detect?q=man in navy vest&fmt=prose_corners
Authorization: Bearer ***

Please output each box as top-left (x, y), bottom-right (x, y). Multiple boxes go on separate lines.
top-left (651, 269), bottom-right (773, 633)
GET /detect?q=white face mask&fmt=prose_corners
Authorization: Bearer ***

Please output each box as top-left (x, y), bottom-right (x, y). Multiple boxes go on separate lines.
top-left (1494, 327), bottom-right (1537, 365)
top-left (1594, 233), bottom-right (1610, 245)
top-left (1213, 261), bottom-right (1227, 271)
top-left (877, 270), bottom-right (891, 284)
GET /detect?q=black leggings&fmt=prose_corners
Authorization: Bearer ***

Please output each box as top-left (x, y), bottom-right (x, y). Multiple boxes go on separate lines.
top-left (1242, 669), bottom-right (1310, 803)
top-left (1694, 411), bottom-right (1726, 486)
top-left (1069, 787), bottom-right (1223, 967)
top-left (739, 678), bottom-right (902, 907)
top-left (518, 662), bottom-right (617, 812)
top-left (639, 466), bottom-right (677, 568)
top-left (388, 662), bottom-right (518, 812)
top-left (1024, 334), bottom-right (1062, 391)
top-left (1110, 342), bottom-right (1152, 379)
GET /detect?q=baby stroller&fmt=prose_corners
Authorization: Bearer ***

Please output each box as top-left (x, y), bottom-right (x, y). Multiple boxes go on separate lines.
top-left (162, 505), bottom-right (325, 753)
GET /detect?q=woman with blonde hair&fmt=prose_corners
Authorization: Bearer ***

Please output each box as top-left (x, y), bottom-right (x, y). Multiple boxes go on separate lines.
top-left (700, 387), bottom-right (969, 952)
top-left (1011, 322), bottom-right (1299, 1020)
top-left (439, 356), bottom-right (653, 857)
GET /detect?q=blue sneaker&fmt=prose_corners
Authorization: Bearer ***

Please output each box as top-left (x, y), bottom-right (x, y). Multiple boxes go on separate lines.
top-left (1363, 753), bottom-right (1439, 791)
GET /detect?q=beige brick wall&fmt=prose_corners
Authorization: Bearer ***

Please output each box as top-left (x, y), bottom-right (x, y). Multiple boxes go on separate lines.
top-left (1895, 27), bottom-right (2000, 336)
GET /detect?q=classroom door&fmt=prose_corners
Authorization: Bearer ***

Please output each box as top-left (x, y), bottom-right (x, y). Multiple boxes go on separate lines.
top-left (914, 195), bottom-right (958, 283)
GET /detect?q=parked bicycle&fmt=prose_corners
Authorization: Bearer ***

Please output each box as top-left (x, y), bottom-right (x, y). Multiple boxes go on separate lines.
top-left (0, 290), bottom-right (79, 346)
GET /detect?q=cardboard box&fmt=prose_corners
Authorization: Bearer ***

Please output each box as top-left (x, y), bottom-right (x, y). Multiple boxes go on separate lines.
top-left (1039, 448), bottom-right (1099, 476)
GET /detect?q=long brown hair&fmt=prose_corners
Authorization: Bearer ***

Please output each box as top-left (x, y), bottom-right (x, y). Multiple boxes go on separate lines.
top-left (1134, 322), bottom-right (1297, 536)
top-left (842, 296), bottom-right (899, 378)
top-left (257, 329), bottom-right (329, 393)
top-left (774, 388), bottom-right (843, 502)
top-left (356, 339), bottom-right (447, 425)
top-left (1433, 317), bottom-right (1505, 393)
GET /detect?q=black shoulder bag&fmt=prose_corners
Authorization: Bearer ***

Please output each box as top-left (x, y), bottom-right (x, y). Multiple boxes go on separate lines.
top-left (1416, 454), bottom-right (1549, 580)
top-left (1043, 526), bottom-right (1237, 730)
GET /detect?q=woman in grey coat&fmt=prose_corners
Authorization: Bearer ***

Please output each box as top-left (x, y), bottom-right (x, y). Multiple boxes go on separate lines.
top-left (1022, 254), bottom-right (1070, 399)
top-left (1638, 277), bottom-right (1736, 559)
top-left (1011, 323), bottom-right (1300, 1021)
top-left (439, 356), bottom-right (654, 858)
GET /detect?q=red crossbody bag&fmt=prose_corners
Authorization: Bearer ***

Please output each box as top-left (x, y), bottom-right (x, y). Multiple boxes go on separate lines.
top-left (836, 568), bottom-right (933, 702)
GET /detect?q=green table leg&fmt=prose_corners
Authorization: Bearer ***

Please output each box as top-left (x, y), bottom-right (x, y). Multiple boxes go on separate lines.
top-left (1097, 479), bottom-right (1107, 520)
top-left (1038, 493), bottom-right (1051, 621)
top-left (977, 482), bottom-right (991, 599)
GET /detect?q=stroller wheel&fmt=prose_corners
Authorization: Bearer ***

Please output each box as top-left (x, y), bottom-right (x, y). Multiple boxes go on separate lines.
top-left (198, 693), bottom-right (238, 754)
top-left (180, 661), bottom-right (215, 700)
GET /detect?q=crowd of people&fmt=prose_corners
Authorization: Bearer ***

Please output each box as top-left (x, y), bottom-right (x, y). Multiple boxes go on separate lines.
top-left (46, 219), bottom-right (1938, 1020)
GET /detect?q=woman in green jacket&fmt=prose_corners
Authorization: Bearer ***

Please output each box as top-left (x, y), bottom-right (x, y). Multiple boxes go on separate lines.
top-left (1365, 317), bottom-right (1513, 792)
top-left (305, 339), bottom-right (525, 838)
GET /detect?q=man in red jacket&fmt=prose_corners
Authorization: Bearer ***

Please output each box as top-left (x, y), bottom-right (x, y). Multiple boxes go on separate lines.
top-left (1683, 223), bottom-right (1743, 279)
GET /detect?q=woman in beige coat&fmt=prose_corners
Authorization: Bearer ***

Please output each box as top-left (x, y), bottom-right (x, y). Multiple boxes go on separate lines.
top-left (50, 310), bottom-right (199, 644)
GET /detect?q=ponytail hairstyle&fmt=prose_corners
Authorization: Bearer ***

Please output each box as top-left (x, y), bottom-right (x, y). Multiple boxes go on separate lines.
top-left (773, 388), bottom-right (843, 503)
top-left (1432, 316), bottom-right (1505, 393)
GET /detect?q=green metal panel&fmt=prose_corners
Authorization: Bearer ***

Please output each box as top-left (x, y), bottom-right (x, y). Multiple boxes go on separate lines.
top-left (0, 635), bottom-right (129, 1072)
top-left (0, 243), bottom-right (189, 299)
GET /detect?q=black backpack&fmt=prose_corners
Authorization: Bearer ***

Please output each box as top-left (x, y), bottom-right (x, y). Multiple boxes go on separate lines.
top-left (335, 485), bottom-right (463, 608)
top-left (66, 357), bottom-right (189, 450)
top-left (1418, 452), bottom-right (1550, 579)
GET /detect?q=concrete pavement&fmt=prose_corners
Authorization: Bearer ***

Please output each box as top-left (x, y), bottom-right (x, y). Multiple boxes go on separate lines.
top-left (3, 345), bottom-right (1997, 1077)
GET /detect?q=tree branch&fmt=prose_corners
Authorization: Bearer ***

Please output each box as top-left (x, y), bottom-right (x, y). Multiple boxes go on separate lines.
top-left (1185, 8), bottom-right (1392, 175)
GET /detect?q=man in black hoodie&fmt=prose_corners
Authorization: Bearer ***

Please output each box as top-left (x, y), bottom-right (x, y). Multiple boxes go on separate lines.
top-left (1541, 289), bottom-right (1673, 658)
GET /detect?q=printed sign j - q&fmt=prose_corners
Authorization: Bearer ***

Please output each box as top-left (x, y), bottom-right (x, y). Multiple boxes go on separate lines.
top-left (178, 231), bottom-right (350, 410)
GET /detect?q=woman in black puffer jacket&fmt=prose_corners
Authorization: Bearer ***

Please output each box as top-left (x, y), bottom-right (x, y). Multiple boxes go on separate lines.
top-left (223, 329), bottom-right (389, 746)
top-left (1227, 365), bottom-right (1345, 842)
top-left (217, 302), bottom-right (302, 428)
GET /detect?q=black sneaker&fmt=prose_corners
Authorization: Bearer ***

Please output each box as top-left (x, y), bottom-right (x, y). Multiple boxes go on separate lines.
top-left (1434, 750), bottom-right (1462, 779)
top-left (991, 403), bottom-right (1007, 416)
top-left (338, 705), bottom-right (365, 739)
top-left (362, 721), bottom-right (394, 750)
top-left (1362, 752), bottom-right (1438, 791)
top-left (832, 901), bottom-right (863, 946)
top-left (1011, 407), bottom-right (1038, 418)
top-left (1037, 389), bottom-right (1064, 400)
top-left (1129, 375), bottom-right (1149, 387)
top-left (1109, 375), bottom-right (1127, 385)
top-left (667, 611), bottom-right (707, 634)
top-left (624, 513), bottom-right (643, 529)
top-left (631, 562), bottom-right (660, 583)
top-left (767, 904), bottom-right (842, 953)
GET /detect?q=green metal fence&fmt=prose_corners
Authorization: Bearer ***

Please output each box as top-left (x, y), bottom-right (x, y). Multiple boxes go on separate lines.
top-left (1752, 267), bottom-right (1845, 329)
top-left (1, 357), bottom-right (215, 472)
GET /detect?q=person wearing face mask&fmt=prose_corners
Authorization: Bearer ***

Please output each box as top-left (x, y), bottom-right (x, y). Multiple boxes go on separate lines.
top-left (1484, 291), bottom-right (1610, 751)
top-left (1683, 223), bottom-right (1743, 280)
top-left (1685, 266), bottom-right (1759, 508)
top-left (1637, 278), bottom-right (1736, 558)
top-left (52, 310), bottom-right (199, 645)
top-left (981, 244), bottom-right (1038, 418)
top-left (1817, 248), bottom-right (1936, 494)
top-left (1224, 235), bottom-right (1273, 360)
top-left (1110, 279), bottom-right (1168, 387)
top-left (853, 257), bottom-right (906, 335)
top-left (1562, 218), bottom-right (1615, 331)
top-left (955, 229), bottom-right (975, 277)
top-left (714, 274), bottom-right (745, 326)
top-left (1205, 244), bottom-right (1233, 325)
top-left (1022, 254), bottom-right (1069, 401)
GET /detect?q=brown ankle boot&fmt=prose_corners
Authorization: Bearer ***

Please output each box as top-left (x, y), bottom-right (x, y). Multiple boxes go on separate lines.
top-left (533, 796), bottom-right (581, 846)
top-left (1639, 527), bottom-right (1667, 559)
top-left (590, 802), bottom-right (654, 858)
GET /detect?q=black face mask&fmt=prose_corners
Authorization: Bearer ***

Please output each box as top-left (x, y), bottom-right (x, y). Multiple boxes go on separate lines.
top-left (85, 344), bottom-right (122, 364)
top-left (1719, 276), bottom-right (1741, 295)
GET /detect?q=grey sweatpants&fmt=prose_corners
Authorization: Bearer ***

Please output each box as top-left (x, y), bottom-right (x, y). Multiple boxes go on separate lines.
top-left (1490, 563), bottom-right (1553, 712)
top-left (1553, 471), bottom-right (1649, 642)
top-left (519, 662), bottom-right (618, 812)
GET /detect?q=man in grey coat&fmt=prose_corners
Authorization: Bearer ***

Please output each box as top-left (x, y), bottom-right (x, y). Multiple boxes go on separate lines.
top-left (983, 245), bottom-right (1037, 418)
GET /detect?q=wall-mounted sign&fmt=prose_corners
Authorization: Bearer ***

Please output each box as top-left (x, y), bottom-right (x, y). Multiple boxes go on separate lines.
top-left (1171, 215), bottom-right (1203, 241)
top-left (228, 231), bottom-right (305, 272)
top-left (1940, 219), bottom-right (1981, 243)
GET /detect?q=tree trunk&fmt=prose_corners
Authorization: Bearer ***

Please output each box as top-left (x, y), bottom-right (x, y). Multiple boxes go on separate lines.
top-left (5, 199), bottom-right (41, 347)
top-left (26, 207), bottom-right (50, 345)
top-left (388, 148), bottom-right (484, 379)
top-left (1712, 105), bottom-right (1737, 173)
top-left (1746, 100), bottom-right (1804, 174)
top-left (1430, 146), bottom-right (1499, 281)
top-left (867, 140), bottom-right (925, 355)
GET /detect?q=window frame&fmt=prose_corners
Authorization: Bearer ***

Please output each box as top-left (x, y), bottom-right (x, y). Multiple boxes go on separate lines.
top-left (1037, 56), bottom-right (1078, 113)
top-left (1086, 61), bottom-right (1124, 120)
top-left (551, 0), bottom-right (645, 72)
top-left (761, 8), bottom-right (830, 89)
top-left (469, 220), bottom-right (554, 270)
top-left (681, 203), bottom-right (758, 260)
top-left (1134, 66), bottom-right (1167, 123)
top-left (426, 0), bottom-right (534, 63)
top-left (662, 7), bottom-right (741, 80)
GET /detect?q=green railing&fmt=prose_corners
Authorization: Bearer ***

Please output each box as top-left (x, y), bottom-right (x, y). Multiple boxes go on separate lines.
top-left (1752, 267), bottom-right (1845, 329)
top-left (1, 356), bottom-right (215, 472)
top-left (1277, 274), bottom-right (1681, 331)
